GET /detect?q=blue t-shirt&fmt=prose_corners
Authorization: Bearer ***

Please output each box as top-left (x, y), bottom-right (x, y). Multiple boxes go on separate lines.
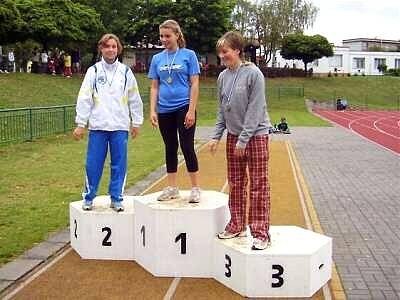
top-left (148, 48), bottom-right (200, 113)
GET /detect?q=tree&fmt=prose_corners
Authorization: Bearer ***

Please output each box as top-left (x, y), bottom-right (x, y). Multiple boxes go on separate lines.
top-left (280, 33), bottom-right (333, 73)
top-left (232, 0), bottom-right (318, 65)
top-left (125, 0), bottom-right (235, 54)
top-left (0, 0), bottom-right (26, 44)
top-left (13, 0), bottom-right (103, 49)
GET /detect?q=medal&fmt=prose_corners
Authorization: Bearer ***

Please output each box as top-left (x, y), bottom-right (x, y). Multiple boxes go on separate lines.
top-left (222, 64), bottom-right (242, 112)
top-left (166, 48), bottom-right (179, 85)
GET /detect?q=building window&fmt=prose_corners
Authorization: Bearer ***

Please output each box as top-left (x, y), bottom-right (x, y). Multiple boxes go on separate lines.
top-left (395, 59), bottom-right (400, 69)
top-left (374, 58), bottom-right (386, 69)
top-left (352, 58), bottom-right (365, 69)
top-left (329, 55), bottom-right (342, 67)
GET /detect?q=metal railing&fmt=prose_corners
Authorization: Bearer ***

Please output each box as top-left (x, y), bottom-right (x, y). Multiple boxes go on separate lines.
top-left (0, 86), bottom-right (305, 144)
top-left (0, 105), bottom-right (76, 144)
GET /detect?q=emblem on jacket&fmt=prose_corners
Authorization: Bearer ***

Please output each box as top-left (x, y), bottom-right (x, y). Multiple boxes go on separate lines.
top-left (97, 75), bottom-right (106, 85)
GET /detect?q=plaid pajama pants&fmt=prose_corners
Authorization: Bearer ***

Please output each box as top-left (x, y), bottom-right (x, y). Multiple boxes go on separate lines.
top-left (225, 133), bottom-right (271, 241)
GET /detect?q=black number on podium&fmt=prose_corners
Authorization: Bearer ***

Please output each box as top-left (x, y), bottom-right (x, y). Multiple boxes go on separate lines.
top-left (225, 254), bottom-right (232, 277)
top-left (74, 219), bottom-right (78, 239)
top-left (102, 227), bottom-right (112, 246)
top-left (140, 225), bottom-right (145, 247)
top-left (175, 233), bottom-right (186, 254)
top-left (271, 264), bottom-right (284, 288)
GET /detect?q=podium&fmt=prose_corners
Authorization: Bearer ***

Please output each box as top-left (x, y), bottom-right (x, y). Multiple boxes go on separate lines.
top-left (69, 192), bottom-right (332, 297)
top-left (134, 190), bottom-right (230, 277)
top-left (70, 195), bottom-right (136, 260)
top-left (213, 226), bottom-right (332, 298)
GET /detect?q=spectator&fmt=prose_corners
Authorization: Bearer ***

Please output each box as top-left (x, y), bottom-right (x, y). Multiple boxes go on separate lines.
top-left (40, 50), bottom-right (48, 74)
top-left (72, 48), bottom-right (81, 74)
top-left (8, 49), bottom-right (15, 72)
top-left (31, 50), bottom-right (40, 73)
top-left (64, 52), bottom-right (72, 78)
top-left (336, 98), bottom-right (348, 111)
top-left (276, 117), bottom-right (291, 134)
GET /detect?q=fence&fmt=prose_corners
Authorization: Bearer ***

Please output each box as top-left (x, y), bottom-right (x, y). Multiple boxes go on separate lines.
top-left (0, 105), bottom-right (76, 144)
top-left (0, 86), bottom-right (304, 144)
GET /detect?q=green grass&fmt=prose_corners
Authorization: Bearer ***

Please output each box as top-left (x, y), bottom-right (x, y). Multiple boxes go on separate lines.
top-left (0, 123), bottom-right (164, 265)
top-left (0, 73), bottom-right (398, 265)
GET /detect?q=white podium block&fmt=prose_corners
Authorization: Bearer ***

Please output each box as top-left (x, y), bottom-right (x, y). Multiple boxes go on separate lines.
top-left (213, 226), bottom-right (332, 298)
top-left (70, 195), bottom-right (136, 260)
top-left (134, 190), bottom-right (229, 277)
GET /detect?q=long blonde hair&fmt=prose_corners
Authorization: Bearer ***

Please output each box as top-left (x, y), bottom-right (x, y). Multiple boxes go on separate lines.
top-left (160, 19), bottom-right (186, 48)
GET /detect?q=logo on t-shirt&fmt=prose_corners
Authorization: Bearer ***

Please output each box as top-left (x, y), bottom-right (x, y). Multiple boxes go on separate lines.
top-left (159, 64), bottom-right (182, 72)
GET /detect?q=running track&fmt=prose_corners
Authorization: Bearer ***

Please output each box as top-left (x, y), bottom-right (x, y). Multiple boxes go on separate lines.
top-left (314, 110), bottom-right (400, 154)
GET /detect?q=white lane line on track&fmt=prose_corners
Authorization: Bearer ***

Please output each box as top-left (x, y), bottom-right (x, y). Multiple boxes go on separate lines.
top-left (373, 116), bottom-right (400, 138)
top-left (313, 110), bottom-right (399, 156)
top-left (163, 142), bottom-right (227, 299)
top-left (318, 110), bottom-right (399, 139)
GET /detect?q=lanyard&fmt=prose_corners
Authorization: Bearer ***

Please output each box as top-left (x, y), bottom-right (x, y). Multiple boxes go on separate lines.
top-left (224, 64), bottom-right (242, 106)
top-left (166, 48), bottom-right (179, 76)
top-left (101, 63), bottom-right (118, 87)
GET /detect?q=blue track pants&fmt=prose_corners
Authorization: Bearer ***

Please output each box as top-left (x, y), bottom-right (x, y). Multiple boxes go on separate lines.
top-left (82, 130), bottom-right (128, 203)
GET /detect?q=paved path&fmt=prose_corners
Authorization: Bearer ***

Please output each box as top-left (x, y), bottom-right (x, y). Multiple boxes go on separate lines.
top-left (1, 125), bottom-right (399, 299)
top-left (273, 127), bottom-right (400, 300)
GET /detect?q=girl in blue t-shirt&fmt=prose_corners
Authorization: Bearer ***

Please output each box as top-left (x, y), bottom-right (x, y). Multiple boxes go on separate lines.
top-left (148, 19), bottom-right (201, 203)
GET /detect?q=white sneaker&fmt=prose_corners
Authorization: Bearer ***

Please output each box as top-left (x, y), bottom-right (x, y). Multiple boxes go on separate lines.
top-left (157, 186), bottom-right (180, 201)
top-left (252, 238), bottom-right (271, 250)
top-left (188, 187), bottom-right (201, 203)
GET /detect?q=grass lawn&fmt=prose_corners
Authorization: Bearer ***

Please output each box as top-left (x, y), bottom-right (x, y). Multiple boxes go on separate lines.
top-left (0, 72), bottom-right (398, 265)
top-left (0, 123), bottom-right (165, 265)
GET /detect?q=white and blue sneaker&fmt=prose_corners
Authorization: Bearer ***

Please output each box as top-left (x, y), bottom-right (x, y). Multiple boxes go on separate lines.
top-left (110, 201), bottom-right (124, 212)
top-left (82, 200), bottom-right (93, 211)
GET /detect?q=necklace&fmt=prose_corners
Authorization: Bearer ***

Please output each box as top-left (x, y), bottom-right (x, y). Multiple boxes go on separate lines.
top-left (165, 48), bottom-right (179, 84)
top-left (101, 63), bottom-right (118, 87)
top-left (224, 63), bottom-right (242, 112)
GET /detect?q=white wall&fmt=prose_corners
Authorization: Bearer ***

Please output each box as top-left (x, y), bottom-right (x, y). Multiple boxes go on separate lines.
top-left (271, 47), bottom-right (400, 75)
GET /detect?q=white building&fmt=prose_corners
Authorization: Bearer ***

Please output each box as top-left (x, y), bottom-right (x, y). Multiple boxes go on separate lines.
top-left (271, 38), bottom-right (400, 76)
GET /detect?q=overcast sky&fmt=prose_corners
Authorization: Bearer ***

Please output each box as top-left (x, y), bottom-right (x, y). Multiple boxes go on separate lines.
top-left (305, 0), bottom-right (400, 45)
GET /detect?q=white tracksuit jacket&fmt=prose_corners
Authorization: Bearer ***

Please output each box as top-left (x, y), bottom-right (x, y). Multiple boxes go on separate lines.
top-left (75, 58), bottom-right (143, 130)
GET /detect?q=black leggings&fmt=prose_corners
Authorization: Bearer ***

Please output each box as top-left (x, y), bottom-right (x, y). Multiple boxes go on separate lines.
top-left (158, 105), bottom-right (199, 173)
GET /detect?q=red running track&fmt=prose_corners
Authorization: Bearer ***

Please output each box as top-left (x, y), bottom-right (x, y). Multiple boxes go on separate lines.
top-left (314, 110), bottom-right (400, 154)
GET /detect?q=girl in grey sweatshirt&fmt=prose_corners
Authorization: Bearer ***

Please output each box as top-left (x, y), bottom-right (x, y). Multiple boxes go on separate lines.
top-left (210, 31), bottom-right (272, 250)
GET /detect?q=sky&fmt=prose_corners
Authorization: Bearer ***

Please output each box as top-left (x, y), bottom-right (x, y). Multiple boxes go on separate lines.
top-left (305, 0), bottom-right (400, 46)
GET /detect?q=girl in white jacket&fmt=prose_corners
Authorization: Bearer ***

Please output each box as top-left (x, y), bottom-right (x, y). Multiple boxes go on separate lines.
top-left (73, 33), bottom-right (143, 212)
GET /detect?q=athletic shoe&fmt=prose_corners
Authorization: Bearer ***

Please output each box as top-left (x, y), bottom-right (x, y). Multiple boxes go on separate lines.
top-left (188, 187), bottom-right (201, 203)
top-left (110, 201), bottom-right (124, 212)
top-left (252, 238), bottom-right (271, 250)
top-left (82, 200), bottom-right (93, 211)
top-left (157, 186), bottom-right (180, 201)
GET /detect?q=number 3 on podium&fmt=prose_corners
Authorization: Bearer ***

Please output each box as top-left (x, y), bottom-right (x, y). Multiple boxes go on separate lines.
top-left (224, 254), bottom-right (285, 287)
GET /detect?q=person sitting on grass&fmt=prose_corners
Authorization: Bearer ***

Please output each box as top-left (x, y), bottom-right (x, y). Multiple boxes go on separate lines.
top-left (276, 117), bottom-right (290, 134)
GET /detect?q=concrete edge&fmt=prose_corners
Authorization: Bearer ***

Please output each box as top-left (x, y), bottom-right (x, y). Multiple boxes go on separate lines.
top-left (286, 141), bottom-right (347, 300)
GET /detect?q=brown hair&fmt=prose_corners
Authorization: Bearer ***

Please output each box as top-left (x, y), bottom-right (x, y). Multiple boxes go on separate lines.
top-left (216, 31), bottom-right (245, 60)
top-left (97, 33), bottom-right (123, 55)
top-left (159, 19), bottom-right (186, 48)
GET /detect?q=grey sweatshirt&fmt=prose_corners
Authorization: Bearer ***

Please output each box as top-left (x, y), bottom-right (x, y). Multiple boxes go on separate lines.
top-left (211, 62), bottom-right (271, 148)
